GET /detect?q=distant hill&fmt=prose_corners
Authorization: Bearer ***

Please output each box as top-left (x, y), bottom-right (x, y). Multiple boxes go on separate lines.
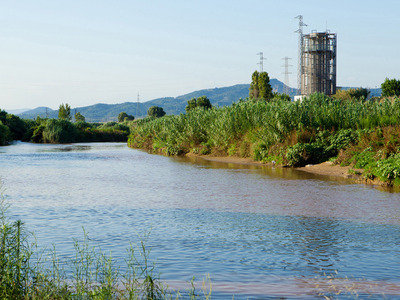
top-left (338, 86), bottom-right (382, 98)
top-left (18, 79), bottom-right (296, 122)
top-left (18, 85), bottom-right (249, 122)
top-left (18, 80), bottom-right (380, 122)
top-left (5, 108), bottom-right (31, 115)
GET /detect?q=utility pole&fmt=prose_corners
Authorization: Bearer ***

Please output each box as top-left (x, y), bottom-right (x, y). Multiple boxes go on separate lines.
top-left (282, 57), bottom-right (292, 95)
top-left (257, 52), bottom-right (267, 73)
top-left (136, 92), bottom-right (140, 118)
top-left (295, 15), bottom-right (307, 94)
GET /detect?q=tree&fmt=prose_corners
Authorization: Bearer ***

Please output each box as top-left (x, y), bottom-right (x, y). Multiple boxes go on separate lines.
top-left (249, 71), bottom-right (259, 99)
top-left (118, 112), bottom-right (135, 122)
top-left (333, 88), bottom-right (371, 101)
top-left (5, 114), bottom-right (27, 140)
top-left (185, 96), bottom-right (212, 112)
top-left (0, 121), bottom-right (11, 145)
top-left (249, 71), bottom-right (273, 101)
top-left (258, 72), bottom-right (273, 100)
top-left (381, 78), bottom-right (400, 97)
top-left (0, 109), bottom-right (27, 140)
top-left (147, 106), bottom-right (166, 118)
top-left (348, 88), bottom-right (370, 100)
top-left (58, 103), bottom-right (71, 121)
top-left (75, 112), bottom-right (85, 122)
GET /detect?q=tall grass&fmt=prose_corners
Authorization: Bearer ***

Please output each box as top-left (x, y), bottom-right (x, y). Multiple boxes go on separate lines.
top-left (129, 94), bottom-right (400, 155)
top-left (128, 94), bottom-right (400, 184)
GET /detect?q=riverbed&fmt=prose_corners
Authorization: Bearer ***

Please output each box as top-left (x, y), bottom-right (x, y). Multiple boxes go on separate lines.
top-left (1, 142), bottom-right (399, 299)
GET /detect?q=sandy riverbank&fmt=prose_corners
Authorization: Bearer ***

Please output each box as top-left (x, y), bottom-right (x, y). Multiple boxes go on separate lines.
top-left (186, 153), bottom-right (363, 180)
top-left (185, 153), bottom-right (399, 190)
top-left (296, 161), bottom-right (363, 179)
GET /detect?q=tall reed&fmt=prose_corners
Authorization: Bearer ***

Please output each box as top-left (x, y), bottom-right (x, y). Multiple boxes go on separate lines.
top-left (128, 94), bottom-right (400, 156)
top-left (128, 94), bottom-right (400, 183)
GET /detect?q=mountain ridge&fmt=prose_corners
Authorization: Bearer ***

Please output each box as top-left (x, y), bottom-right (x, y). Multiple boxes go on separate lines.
top-left (18, 80), bottom-right (381, 122)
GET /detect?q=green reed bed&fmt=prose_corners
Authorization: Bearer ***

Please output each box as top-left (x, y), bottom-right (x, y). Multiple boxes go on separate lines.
top-left (128, 94), bottom-right (400, 185)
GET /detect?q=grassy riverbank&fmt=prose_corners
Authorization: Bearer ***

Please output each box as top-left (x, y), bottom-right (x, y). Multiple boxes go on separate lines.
top-left (128, 93), bottom-right (400, 186)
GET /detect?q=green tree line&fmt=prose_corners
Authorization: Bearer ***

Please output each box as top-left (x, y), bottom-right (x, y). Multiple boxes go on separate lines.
top-left (0, 106), bottom-right (133, 144)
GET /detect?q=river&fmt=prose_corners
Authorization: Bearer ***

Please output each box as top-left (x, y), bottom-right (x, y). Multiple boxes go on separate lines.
top-left (1, 142), bottom-right (399, 299)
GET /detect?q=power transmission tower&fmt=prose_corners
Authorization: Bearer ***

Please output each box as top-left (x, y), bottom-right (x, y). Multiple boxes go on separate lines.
top-left (136, 92), bottom-right (140, 118)
top-left (282, 57), bottom-right (292, 95)
top-left (295, 15), bottom-right (307, 94)
top-left (257, 52), bottom-right (267, 73)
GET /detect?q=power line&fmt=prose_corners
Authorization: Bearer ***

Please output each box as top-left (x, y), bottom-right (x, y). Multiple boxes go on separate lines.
top-left (136, 92), bottom-right (140, 118)
top-left (256, 52), bottom-right (267, 73)
top-left (282, 57), bottom-right (292, 95)
top-left (295, 15), bottom-right (307, 94)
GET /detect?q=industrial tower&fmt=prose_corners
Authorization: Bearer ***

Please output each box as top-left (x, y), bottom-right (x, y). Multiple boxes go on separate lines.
top-left (301, 31), bottom-right (337, 95)
top-left (295, 16), bottom-right (337, 97)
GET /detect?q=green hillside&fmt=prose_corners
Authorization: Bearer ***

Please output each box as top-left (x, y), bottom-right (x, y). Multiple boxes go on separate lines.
top-left (18, 84), bottom-right (252, 121)
top-left (18, 81), bottom-right (381, 122)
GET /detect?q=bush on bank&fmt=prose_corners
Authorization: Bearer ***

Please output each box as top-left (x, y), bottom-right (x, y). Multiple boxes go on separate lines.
top-left (128, 94), bottom-right (400, 185)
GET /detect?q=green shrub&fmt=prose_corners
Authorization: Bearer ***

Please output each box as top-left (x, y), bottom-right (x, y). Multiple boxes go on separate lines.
top-left (74, 121), bottom-right (93, 130)
top-left (373, 153), bottom-right (400, 181)
top-left (352, 149), bottom-right (376, 169)
top-left (326, 129), bottom-right (359, 155)
top-left (0, 122), bottom-right (11, 145)
top-left (42, 119), bottom-right (78, 144)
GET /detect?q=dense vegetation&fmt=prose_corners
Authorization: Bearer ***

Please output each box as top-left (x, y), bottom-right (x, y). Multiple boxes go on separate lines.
top-left (0, 109), bottom-right (130, 144)
top-left (381, 78), bottom-right (400, 97)
top-left (147, 106), bottom-right (166, 118)
top-left (249, 71), bottom-right (273, 100)
top-left (29, 118), bottom-right (130, 143)
top-left (185, 96), bottom-right (212, 112)
top-left (0, 110), bottom-right (30, 145)
top-left (128, 93), bottom-right (400, 186)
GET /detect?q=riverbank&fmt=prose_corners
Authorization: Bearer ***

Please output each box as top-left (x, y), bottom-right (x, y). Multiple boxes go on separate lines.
top-left (205, 153), bottom-right (400, 189)
top-left (186, 153), bottom-right (394, 188)
top-left (187, 153), bottom-right (355, 176)
top-left (128, 95), bottom-right (400, 188)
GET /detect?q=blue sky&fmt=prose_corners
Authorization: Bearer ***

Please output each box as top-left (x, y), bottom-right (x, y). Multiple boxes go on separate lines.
top-left (1, 0), bottom-right (399, 110)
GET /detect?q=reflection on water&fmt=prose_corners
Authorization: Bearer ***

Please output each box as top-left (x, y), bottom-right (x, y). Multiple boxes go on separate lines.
top-left (1, 142), bottom-right (400, 299)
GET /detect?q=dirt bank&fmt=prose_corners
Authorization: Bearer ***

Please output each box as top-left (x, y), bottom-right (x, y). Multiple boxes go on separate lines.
top-left (188, 154), bottom-right (398, 190)
top-left (296, 161), bottom-right (364, 179)
top-left (187, 153), bottom-right (363, 180)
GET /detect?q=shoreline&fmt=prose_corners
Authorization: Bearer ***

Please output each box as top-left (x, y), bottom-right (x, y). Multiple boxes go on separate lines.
top-left (188, 153), bottom-right (398, 190)
top-left (185, 153), bottom-right (387, 186)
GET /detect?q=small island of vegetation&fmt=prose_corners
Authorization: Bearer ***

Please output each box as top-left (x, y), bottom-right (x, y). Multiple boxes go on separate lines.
top-left (0, 103), bottom-right (132, 145)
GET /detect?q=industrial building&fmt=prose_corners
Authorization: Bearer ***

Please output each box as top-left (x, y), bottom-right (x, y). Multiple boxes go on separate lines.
top-left (301, 31), bottom-right (337, 96)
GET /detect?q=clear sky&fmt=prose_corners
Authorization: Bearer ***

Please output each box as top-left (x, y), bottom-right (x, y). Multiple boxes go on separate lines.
top-left (1, 0), bottom-right (399, 110)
